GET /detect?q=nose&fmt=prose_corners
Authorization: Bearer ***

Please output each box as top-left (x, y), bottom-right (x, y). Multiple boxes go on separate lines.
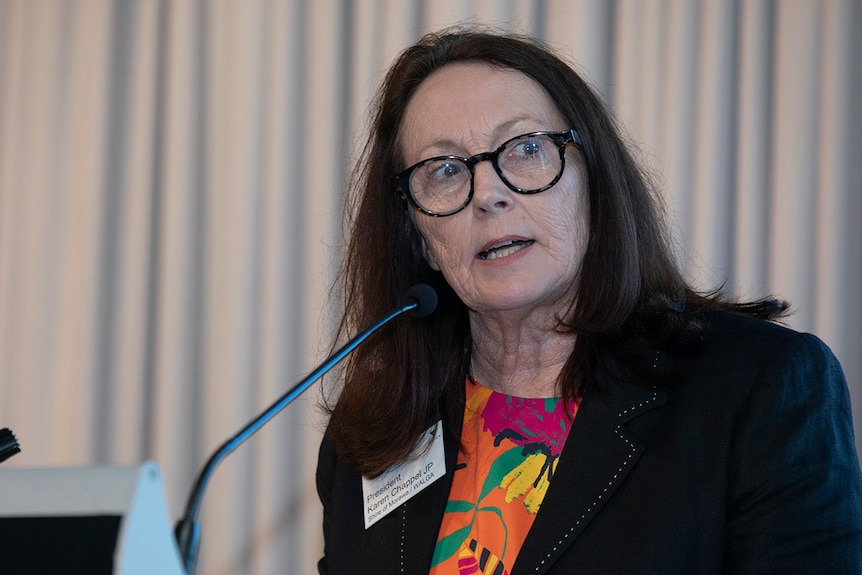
top-left (471, 160), bottom-right (512, 214)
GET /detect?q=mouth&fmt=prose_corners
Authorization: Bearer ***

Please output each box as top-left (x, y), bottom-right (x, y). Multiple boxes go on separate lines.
top-left (478, 239), bottom-right (535, 260)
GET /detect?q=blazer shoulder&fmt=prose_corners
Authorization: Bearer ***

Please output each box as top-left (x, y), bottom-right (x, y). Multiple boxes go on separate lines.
top-left (703, 309), bottom-right (814, 345)
top-left (693, 310), bottom-right (842, 380)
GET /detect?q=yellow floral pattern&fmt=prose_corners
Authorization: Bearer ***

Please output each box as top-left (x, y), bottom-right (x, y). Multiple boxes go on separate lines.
top-left (500, 452), bottom-right (559, 513)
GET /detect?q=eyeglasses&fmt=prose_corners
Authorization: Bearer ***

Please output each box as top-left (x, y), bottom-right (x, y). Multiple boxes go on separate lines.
top-left (392, 129), bottom-right (580, 217)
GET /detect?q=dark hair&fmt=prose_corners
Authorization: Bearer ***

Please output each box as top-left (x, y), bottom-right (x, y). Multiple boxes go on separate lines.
top-left (324, 27), bottom-right (787, 477)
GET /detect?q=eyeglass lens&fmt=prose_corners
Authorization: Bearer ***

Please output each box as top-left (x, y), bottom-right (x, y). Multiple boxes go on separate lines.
top-left (408, 133), bottom-right (565, 215)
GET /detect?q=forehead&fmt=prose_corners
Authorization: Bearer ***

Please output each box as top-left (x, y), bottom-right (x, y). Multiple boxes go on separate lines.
top-left (399, 62), bottom-right (565, 159)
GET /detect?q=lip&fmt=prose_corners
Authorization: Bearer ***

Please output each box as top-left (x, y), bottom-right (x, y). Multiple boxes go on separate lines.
top-left (476, 236), bottom-right (535, 260)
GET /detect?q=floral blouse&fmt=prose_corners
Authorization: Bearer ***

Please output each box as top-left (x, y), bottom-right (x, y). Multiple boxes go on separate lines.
top-left (429, 377), bottom-right (577, 574)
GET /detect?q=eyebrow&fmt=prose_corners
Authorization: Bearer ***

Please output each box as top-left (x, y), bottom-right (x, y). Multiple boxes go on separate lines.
top-left (411, 116), bottom-right (549, 159)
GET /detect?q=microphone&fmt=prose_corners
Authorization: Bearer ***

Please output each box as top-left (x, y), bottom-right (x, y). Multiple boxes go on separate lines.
top-left (174, 284), bottom-right (437, 574)
top-left (400, 282), bottom-right (438, 319)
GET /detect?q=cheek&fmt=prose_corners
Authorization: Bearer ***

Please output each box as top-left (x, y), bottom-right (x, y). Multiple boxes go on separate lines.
top-left (415, 219), bottom-right (468, 270)
top-left (541, 193), bottom-right (589, 269)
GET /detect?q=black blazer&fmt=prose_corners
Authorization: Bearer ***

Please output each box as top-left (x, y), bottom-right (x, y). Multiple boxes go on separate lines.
top-left (317, 312), bottom-right (862, 573)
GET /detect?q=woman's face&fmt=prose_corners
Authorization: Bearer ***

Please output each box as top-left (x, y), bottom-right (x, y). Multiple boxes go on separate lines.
top-left (399, 62), bottom-right (589, 321)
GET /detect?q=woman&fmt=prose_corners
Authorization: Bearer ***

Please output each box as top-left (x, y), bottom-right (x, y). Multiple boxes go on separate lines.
top-left (317, 29), bottom-right (862, 574)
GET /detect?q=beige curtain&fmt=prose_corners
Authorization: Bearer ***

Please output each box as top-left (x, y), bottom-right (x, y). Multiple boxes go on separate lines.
top-left (1, 1), bottom-right (859, 573)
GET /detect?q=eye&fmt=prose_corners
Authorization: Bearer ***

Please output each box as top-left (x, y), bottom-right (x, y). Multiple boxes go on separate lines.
top-left (507, 136), bottom-right (553, 160)
top-left (515, 139), bottom-right (542, 156)
top-left (419, 159), bottom-right (465, 181)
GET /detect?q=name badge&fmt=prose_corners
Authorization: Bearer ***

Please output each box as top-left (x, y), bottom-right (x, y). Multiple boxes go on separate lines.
top-left (361, 421), bottom-right (446, 529)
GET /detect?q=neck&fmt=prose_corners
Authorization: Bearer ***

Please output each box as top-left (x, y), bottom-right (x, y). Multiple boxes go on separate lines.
top-left (469, 311), bottom-right (575, 398)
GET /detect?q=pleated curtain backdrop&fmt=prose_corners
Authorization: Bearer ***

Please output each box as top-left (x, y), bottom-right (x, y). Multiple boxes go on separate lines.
top-left (0, 1), bottom-right (859, 574)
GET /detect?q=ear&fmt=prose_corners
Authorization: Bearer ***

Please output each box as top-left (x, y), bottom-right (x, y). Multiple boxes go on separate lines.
top-left (420, 237), bottom-right (440, 271)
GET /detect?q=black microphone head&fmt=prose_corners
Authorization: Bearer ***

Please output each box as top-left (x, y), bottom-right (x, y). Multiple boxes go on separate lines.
top-left (402, 284), bottom-right (438, 318)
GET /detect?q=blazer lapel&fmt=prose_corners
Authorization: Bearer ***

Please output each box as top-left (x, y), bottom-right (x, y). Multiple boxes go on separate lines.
top-left (399, 419), bottom-right (461, 572)
top-left (395, 399), bottom-right (466, 574)
top-left (512, 382), bottom-right (666, 575)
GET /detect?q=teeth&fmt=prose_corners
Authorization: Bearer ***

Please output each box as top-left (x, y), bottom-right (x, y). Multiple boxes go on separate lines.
top-left (479, 239), bottom-right (533, 260)
top-left (484, 244), bottom-right (523, 260)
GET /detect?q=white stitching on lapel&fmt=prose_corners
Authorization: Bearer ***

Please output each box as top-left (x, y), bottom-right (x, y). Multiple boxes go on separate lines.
top-left (532, 389), bottom-right (657, 573)
top-left (400, 504), bottom-right (407, 573)
top-left (617, 389), bottom-right (659, 418)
